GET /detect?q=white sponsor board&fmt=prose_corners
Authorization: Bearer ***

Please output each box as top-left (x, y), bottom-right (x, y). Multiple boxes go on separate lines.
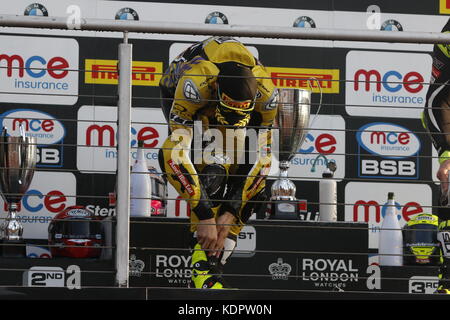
top-left (356, 122), bottom-right (421, 179)
top-left (26, 244), bottom-right (52, 259)
top-left (23, 265), bottom-right (81, 288)
top-left (344, 182), bottom-right (432, 249)
top-left (409, 276), bottom-right (439, 294)
top-left (346, 51), bottom-right (431, 118)
top-left (270, 115), bottom-right (345, 181)
top-left (233, 226), bottom-right (256, 257)
top-left (0, 171), bottom-right (76, 239)
top-left (24, 266), bottom-right (65, 287)
top-left (0, 35), bottom-right (79, 105)
top-left (77, 106), bottom-right (168, 173)
top-left (2, 0), bottom-right (96, 18)
top-left (166, 184), bottom-right (189, 219)
top-left (2, 1), bottom-right (446, 52)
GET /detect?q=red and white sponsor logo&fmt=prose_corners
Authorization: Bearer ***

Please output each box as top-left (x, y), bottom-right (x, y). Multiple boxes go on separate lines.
top-left (346, 51), bottom-right (431, 119)
top-left (0, 172), bottom-right (76, 240)
top-left (172, 194), bottom-right (191, 218)
top-left (167, 159), bottom-right (195, 196)
top-left (357, 123), bottom-right (420, 158)
top-left (77, 106), bottom-right (168, 173)
top-left (345, 182), bottom-right (432, 249)
top-left (277, 115), bottom-right (345, 181)
top-left (0, 109), bottom-right (65, 145)
top-left (0, 35), bottom-right (79, 105)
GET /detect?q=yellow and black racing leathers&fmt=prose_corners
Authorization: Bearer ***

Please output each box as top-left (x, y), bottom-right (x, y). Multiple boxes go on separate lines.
top-left (158, 36), bottom-right (279, 236)
top-left (422, 18), bottom-right (450, 293)
top-left (423, 18), bottom-right (450, 165)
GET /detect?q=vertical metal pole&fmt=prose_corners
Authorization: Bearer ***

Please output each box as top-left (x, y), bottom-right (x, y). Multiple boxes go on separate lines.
top-left (116, 32), bottom-right (132, 287)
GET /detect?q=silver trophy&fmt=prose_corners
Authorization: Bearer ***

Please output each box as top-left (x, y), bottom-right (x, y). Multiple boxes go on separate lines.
top-left (269, 88), bottom-right (311, 219)
top-left (0, 127), bottom-right (36, 256)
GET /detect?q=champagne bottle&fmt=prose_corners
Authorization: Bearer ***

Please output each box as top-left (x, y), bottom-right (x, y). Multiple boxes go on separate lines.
top-left (130, 140), bottom-right (152, 217)
top-left (379, 192), bottom-right (403, 266)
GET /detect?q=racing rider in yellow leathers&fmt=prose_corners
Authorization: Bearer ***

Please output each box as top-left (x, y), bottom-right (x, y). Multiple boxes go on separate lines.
top-left (423, 17), bottom-right (450, 293)
top-left (158, 36), bottom-right (279, 289)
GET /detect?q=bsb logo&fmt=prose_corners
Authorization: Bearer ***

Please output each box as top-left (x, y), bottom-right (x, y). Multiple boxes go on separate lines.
top-left (0, 35), bottom-right (79, 105)
top-left (345, 51), bottom-right (431, 119)
top-left (356, 122), bottom-right (421, 179)
top-left (0, 109), bottom-right (66, 167)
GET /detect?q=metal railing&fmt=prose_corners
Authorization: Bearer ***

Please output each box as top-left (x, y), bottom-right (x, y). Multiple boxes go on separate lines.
top-left (0, 13), bottom-right (448, 289)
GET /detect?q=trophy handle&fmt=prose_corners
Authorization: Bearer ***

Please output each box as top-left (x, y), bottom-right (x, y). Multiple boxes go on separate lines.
top-left (19, 124), bottom-right (25, 139)
top-left (307, 77), bottom-right (323, 128)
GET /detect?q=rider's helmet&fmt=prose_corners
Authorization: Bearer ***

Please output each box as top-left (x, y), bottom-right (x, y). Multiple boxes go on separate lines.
top-left (402, 213), bottom-right (440, 265)
top-left (48, 206), bottom-right (105, 258)
top-left (215, 62), bottom-right (257, 127)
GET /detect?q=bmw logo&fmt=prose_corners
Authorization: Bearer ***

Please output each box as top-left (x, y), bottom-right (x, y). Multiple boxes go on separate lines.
top-left (115, 7), bottom-right (139, 21)
top-left (205, 11), bottom-right (228, 24)
top-left (380, 19), bottom-right (403, 31)
top-left (293, 16), bottom-right (316, 28)
top-left (24, 3), bottom-right (48, 16)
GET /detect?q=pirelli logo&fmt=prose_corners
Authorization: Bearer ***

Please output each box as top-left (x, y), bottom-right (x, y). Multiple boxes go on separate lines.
top-left (85, 59), bottom-right (163, 86)
top-left (440, 0), bottom-right (450, 14)
top-left (266, 67), bottom-right (340, 94)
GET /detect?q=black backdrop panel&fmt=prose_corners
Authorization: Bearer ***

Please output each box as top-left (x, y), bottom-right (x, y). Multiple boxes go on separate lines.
top-left (129, 217), bottom-right (369, 291)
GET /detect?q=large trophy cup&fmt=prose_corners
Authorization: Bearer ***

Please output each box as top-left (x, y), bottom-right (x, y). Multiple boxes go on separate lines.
top-left (0, 127), bottom-right (36, 257)
top-left (269, 88), bottom-right (311, 219)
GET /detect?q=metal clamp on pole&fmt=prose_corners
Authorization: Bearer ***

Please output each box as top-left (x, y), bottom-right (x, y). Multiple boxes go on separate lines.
top-left (115, 31), bottom-right (132, 287)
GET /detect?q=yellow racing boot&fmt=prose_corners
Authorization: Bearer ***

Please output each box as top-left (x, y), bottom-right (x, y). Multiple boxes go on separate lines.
top-left (190, 243), bottom-right (227, 289)
top-left (435, 221), bottom-right (450, 294)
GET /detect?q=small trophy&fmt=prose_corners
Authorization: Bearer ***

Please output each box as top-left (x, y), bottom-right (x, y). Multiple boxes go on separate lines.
top-left (269, 88), bottom-right (311, 219)
top-left (0, 127), bottom-right (37, 257)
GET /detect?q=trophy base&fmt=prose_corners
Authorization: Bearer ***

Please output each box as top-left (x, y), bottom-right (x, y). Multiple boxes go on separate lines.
top-left (0, 239), bottom-right (27, 258)
top-left (267, 201), bottom-right (299, 220)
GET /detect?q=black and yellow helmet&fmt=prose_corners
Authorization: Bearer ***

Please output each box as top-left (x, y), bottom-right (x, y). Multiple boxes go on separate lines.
top-left (402, 213), bottom-right (439, 266)
top-left (215, 62), bottom-right (256, 127)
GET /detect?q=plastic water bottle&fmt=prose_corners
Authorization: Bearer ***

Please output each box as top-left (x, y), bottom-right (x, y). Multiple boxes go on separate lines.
top-left (319, 167), bottom-right (337, 222)
top-left (379, 192), bottom-right (403, 266)
top-left (130, 140), bottom-right (152, 217)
